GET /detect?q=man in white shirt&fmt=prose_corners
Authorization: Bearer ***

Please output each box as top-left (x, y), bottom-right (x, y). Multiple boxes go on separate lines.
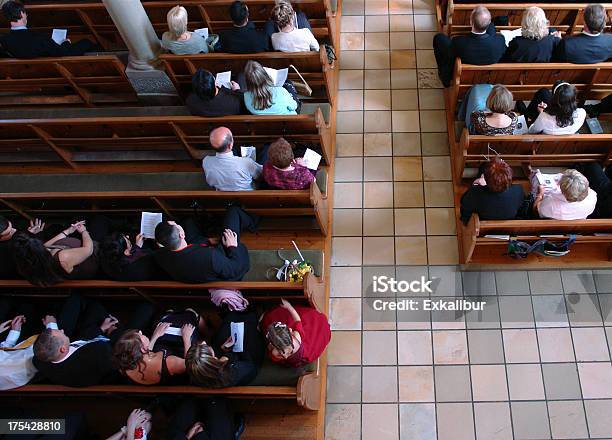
top-left (202, 127), bottom-right (263, 191)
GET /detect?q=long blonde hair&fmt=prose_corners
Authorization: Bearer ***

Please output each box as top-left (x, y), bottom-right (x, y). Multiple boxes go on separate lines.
top-left (244, 60), bottom-right (274, 110)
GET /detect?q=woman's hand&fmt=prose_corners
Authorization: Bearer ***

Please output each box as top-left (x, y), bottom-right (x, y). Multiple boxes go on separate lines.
top-left (221, 335), bottom-right (235, 352)
top-left (125, 409), bottom-right (150, 438)
top-left (181, 323), bottom-right (195, 342)
top-left (134, 233), bottom-right (145, 248)
top-left (230, 81), bottom-right (240, 91)
top-left (10, 315), bottom-right (26, 331)
top-left (27, 218), bottom-right (45, 234)
top-left (186, 422), bottom-right (204, 440)
top-left (280, 299), bottom-right (292, 310)
top-left (72, 221), bottom-right (87, 234)
top-left (151, 322), bottom-right (171, 342)
top-left (537, 102), bottom-right (547, 113)
top-left (473, 174), bottom-right (487, 186)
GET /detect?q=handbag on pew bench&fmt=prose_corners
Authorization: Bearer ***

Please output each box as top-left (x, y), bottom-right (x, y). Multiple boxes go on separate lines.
top-left (289, 64), bottom-right (312, 97)
top-left (506, 235), bottom-right (577, 259)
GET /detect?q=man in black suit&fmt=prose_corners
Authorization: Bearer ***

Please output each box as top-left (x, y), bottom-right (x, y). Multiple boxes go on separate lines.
top-left (554, 4), bottom-right (612, 63)
top-left (215, 1), bottom-right (271, 54)
top-left (0, 1), bottom-right (96, 58)
top-left (32, 294), bottom-right (153, 387)
top-left (433, 6), bottom-right (506, 87)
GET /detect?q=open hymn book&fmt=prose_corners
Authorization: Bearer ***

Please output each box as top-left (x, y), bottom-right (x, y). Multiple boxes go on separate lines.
top-left (215, 67), bottom-right (289, 89)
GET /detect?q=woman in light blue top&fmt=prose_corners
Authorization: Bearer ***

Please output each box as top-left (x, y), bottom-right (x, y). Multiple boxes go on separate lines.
top-left (161, 6), bottom-right (209, 55)
top-left (243, 60), bottom-right (298, 115)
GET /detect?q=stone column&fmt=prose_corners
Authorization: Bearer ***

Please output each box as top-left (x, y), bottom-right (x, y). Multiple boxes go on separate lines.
top-left (102, 0), bottom-right (162, 71)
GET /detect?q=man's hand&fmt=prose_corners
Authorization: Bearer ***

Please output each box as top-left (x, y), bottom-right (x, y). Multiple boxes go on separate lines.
top-left (42, 315), bottom-right (57, 327)
top-left (230, 80), bottom-right (240, 91)
top-left (27, 218), bottom-right (45, 234)
top-left (10, 315), bottom-right (26, 331)
top-left (186, 422), bottom-right (204, 440)
top-left (135, 233), bottom-right (145, 248)
top-left (221, 229), bottom-right (238, 248)
top-left (100, 316), bottom-right (119, 335)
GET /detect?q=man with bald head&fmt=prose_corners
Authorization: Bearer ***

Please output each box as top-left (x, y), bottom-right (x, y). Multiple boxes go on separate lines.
top-left (433, 5), bottom-right (505, 86)
top-left (202, 126), bottom-right (263, 191)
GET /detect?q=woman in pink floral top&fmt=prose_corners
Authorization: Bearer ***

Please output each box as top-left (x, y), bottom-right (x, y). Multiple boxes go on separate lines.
top-left (263, 138), bottom-right (316, 190)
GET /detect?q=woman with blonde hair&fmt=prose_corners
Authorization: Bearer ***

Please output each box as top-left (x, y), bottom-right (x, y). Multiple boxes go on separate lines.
top-left (504, 6), bottom-right (561, 62)
top-left (161, 5), bottom-right (209, 55)
top-left (270, 0), bottom-right (319, 52)
top-left (243, 60), bottom-right (299, 115)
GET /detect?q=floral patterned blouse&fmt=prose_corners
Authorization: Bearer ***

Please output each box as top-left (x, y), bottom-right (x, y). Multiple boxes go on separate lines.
top-left (471, 111), bottom-right (518, 135)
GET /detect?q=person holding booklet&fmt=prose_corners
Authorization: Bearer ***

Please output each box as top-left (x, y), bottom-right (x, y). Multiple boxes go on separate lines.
top-left (263, 137), bottom-right (317, 189)
top-left (161, 6), bottom-right (209, 55)
top-left (531, 168), bottom-right (597, 220)
top-left (243, 60), bottom-right (299, 115)
top-left (186, 68), bottom-right (247, 117)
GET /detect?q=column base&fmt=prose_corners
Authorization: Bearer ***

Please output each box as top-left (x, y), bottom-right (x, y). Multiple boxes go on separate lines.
top-left (125, 53), bottom-right (162, 73)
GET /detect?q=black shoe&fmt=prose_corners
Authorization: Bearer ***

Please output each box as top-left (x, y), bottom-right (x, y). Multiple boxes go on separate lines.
top-left (234, 414), bottom-right (246, 439)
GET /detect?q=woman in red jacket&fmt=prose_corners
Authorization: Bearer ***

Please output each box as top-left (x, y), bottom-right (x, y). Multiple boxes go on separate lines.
top-left (260, 299), bottom-right (331, 368)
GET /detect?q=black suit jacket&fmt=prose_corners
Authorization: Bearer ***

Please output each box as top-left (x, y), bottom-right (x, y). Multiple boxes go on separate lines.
top-left (33, 341), bottom-right (119, 387)
top-left (451, 24), bottom-right (506, 65)
top-left (504, 35), bottom-right (560, 62)
top-left (554, 33), bottom-right (612, 63)
top-left (216, 22), bottom-right (271, 54)
top-left (0, 29), bottom-right (91, 58)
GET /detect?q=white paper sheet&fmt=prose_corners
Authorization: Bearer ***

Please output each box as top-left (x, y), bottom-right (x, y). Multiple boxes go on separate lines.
top-left (215, 71), bottom-right (232, 89)
top-left (513, 114), bottom-right (528, 135)
top-left (230, 322), bottom-right (244, 353)
top-left (194, 28), bottom-right (209, 39)
top-left (164, 327), bottom-right (182, 336)
top-left (264, 67), bottom-right (288, 87)
top-left (51, 29), bottom-right (67, 45)
top-left (500, 28), bottom-right (522, 47)
top-left (240, 146), bottom-right (256, 161)
top-left (140, 212), bottom-right (163, 239)
top-left (536, 172), bottom-right (562, 191)
top-left (301, 148), bottom-right (322, 170)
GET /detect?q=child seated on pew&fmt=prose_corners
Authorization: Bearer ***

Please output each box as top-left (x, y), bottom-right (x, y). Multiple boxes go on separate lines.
top-left (269, 1), bottom-right (319, 53)
top-left (531, 168), bottom-right (597, 220)
top-left (262, 137), bottom-right (316, 189)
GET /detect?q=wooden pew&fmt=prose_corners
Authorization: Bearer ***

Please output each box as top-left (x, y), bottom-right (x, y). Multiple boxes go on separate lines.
top-left (460, 213), bottom-right (612, 266)
top-left (159, 48), bottom-right (336, 106)
top-left (0, 0), bottom-right (339, 52)
top-left (0, 55), bottom-right (138, 107)
top-left (0, 110), bottom-right (332, 173)
top-left (439, 1), bottom-right (612, 35)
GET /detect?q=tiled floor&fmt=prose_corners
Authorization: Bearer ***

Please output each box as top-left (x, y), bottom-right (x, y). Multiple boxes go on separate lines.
top-left (325, 1), bottom-right (612, 438)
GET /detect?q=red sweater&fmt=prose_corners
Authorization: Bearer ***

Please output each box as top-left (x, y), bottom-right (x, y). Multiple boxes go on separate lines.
top-left (260, 305), bottom-right (331, 368)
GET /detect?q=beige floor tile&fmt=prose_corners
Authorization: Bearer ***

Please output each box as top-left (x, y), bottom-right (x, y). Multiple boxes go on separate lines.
top-left (392, 110), bottom-right (421, 132)
top-left (389, 0), bottom-right (413, 14)
top-left (364, 0), bottom-right (389, 15)
top-left (537, 328), bottom-right (575, 362)
top-left (363, 236), bottom-right (395, 265)
top-left (418, 89), bottom-right (445, 110)
top-left (331, 266), bottom-right (362, 297)
top-left (364, 110), bottom-right (392, 132)
top-left (364, 50), bottom-right (390, 69)
top-left (391, 69), bottom-right (418, 88)
top-left (390, 32), bottom-right (415, 50)
top-left (572, 327), bottom-right (610, 361)
top-left (365, 32), bottom-right (390, 50)
top-left (362, 404), bottom-right (399, 440)
top-left (330, 298), bottom-right (362, 330)
top-left (578, 362), bottom-right (612, 398)
top-left (416, 49), bottom-right (436, 68)
top-left (335, 157), bottom-right (363, 182)
top-left (364, 182), bottom-right (395, 208)
top-left (419, 110), bottom-right (446, 132)
top-left (471, 365), bottom-right (509, 401)
top-left (363, 331), bottom-right (398, 365)
top-left (364, 156), bottom-right (393, 181)
top-left (327, 366), bottom-right (362, 402)
top-left (336, 133), bottom-right (364, 157)
top-left (364, 133), bottom-right (393, 156)
top-left (363, 208), bottom-right (395, 235)
top-left (342, 0), bottom-right (365, 14)
top-left (412, 0), bottom-right (435, 14)
top-left (417, 69), bottom-right (443, 88)
top-left (363, 366), bottom-right (398, 402)
top-left (340, 51), bottom-right (365, 69)
top-left (326, 404), bottom-right (361, 440)
top-left (399, 366), bottom-right (434, 402)
top-left (390, 15), bottom-right (415, 31)
top-left (414, 14), bottom-right (437, 31)
top-left (341, 33), bottom-right (365, 51)
top-left (548, 401), bottom-right (589, 440)
top-left (364, 89), bottom-right (391, 110)
top-left (424, 181), bottom-right (455, 207)
top-left (364, 70), bottom-right (391, 89)
top-left (338, 89), bottom-right (364, 111)
top-left (502, 329), bottom-right (540, 363)
top-left (365, 15), bottom-right (390, 32)
top-left (391, 50), bottom-right (417, 68)
top-left (328, 331), bottom-right (362, 365)
top-left (396, 236), bottom-right (428, 264)
top-left (339, 70), bottom-right (364, 89)
top-left (394, 182), bottom-right (425, 207)
top-left (398, 331), bottom-right (433, 364)
top-left (393, 132), bottom-right (421, 155)
top-left (391, 89), bottom-right (419, 110)
top-left (433, 330), bottom-right (468, 364)
top-left (474, 403), bottom-right (513, 440)
top-left (332, 237), bottom-right (363, 266)
top-left (393, 156), bottom-right (423, 181)
top-left (334, 182), bottom-right (363, 208)
top-left (422, 156), bottom-right (451, 180)
top-left (421, 132), bottom-right (449, 155)
top-left (337, 111), bottom-right (364, 134)
top-left (341, 16), bottom-right (365, 33)
top-left (426, 208), bottom-right (456, 235)
top-left (395, 208), bottom-right (426, 235)
top-left (427, 236), bottom-right (459, 264)
top-left (333, 208), bottom-right (363, 236)
top-left (507, 364), bottom-right (545, 400)
top-left (437, 403), bottom-right (475, 440)
top-left (414, 31), bottom-right (436, 49)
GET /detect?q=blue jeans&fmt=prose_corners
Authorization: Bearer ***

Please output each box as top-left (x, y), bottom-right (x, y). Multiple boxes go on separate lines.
top-left (458, 84), bottom-right (493, 134)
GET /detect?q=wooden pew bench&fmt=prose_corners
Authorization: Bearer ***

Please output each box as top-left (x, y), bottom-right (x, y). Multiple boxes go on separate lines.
top-left (0, 109), bottom-right (332, 173)
top-left (460, 213), bottom-right (612, 266)
top-left (0, 55), bottom-right (138, 106)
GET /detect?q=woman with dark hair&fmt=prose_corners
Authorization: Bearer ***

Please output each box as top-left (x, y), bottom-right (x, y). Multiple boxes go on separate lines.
top-left (526, 81), bottom-right (587, 134)
top-left (260, 299), bottom-right (330, 368)
top-left (243, 60), bottom-right (298, 115)
top-left (113, 310), bottom-right (198, 385)
top-left (185, 68), bottom-right (246, 117)
top-left (12, 220), bottom-right (97, 287)
top-left (460, 157), bottom-right (526, 224)
top-left (186, 311), bottom-right (264, 388)
top-left (99, 232), bottom-right (157, 281)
